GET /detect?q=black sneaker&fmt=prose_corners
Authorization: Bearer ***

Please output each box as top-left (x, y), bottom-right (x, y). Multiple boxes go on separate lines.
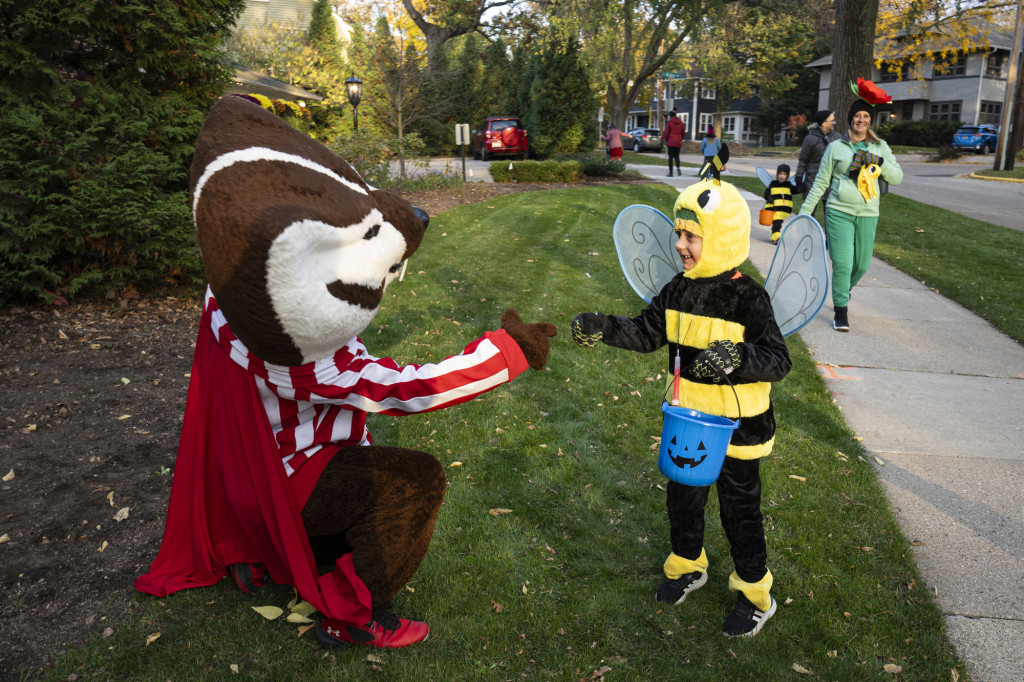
top-left (722, 593), bottom-right (776, 637)
top-left (655, 571), bottom-right (707, 605)
top-left (833, 306), bottom-right (849, 332)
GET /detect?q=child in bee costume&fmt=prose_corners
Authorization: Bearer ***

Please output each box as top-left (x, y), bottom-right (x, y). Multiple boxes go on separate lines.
top-left (762, 163), bottom-right (800, 245)
top-left (571, 149), bottom-right (792, 637)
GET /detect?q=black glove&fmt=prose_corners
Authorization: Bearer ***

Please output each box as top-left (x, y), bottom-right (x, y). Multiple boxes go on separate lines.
top-left (571, 312), bottom-right (609, 348)
top-left (686, 340), bottom-right (741, 381)
top-left (848, 150), bottom-right (883, 178)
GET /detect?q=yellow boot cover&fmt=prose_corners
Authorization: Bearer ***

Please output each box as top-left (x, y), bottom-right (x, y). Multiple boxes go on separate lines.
top-left (728, 569), bottom-right (774, 612)
top-left (664, 548), bottom-right (708, 580)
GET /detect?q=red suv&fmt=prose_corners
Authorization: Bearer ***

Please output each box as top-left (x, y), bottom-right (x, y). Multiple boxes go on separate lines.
top-left (472, 116), bottom-right (529, 161)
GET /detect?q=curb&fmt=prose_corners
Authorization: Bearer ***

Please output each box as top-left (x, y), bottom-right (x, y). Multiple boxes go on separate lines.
top-left (968, 170), bottom-right (1024, 184)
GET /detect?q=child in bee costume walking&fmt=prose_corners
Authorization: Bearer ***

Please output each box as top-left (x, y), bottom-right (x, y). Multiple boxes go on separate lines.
top-left (763, 164), bottom-right (800, 245)
top-left (571, 150), bottom-right (792, 637)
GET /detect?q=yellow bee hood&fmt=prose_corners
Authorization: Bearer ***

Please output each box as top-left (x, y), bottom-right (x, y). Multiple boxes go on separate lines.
top-left (673, 179), bottom-right (750, 279)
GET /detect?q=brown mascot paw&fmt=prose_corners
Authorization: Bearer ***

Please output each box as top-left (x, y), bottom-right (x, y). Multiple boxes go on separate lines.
top-left (501, 308), bottom-right (557, 370)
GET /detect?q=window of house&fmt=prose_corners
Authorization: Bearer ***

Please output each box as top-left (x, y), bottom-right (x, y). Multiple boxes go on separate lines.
top-left (986, 53), bottom-right (1004, 78)
top-left (722, 117), bottom-right (735, 133)
top-left (742, 117), bottom-right (751, 132)
top-left (902, 102), bottom-right (913, 120)
top-left (699, 85), bottom-right (716, 99)
top-left (680, 113), bottom-right (689, 131)
top-left (699, 113), bottom-right (714, 134)
top-left (933, 53), bottom-right (966, 78)
top-left (880, 61), bottom-right (913, 82)
top-left (979, 101), bottom-right (1002, 124)
top-left (928, 101), bottom-right (961, 121)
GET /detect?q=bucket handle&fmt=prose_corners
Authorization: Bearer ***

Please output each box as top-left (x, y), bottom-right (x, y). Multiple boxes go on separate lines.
top-left (664, 364), bottom-right (742, 422)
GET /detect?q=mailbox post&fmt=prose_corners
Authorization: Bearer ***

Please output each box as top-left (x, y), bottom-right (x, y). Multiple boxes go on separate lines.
top-left (455, 123), bottom-right (470, 181)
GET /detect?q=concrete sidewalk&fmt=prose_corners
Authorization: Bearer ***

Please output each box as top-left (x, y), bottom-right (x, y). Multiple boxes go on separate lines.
top-left (637, 165), bottom-right (1024, 681)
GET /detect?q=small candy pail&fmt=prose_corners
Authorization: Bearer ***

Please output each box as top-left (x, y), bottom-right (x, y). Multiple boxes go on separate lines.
top-left (758, 207), bottom-right (773, 226)
top-left (658, 402), bottom-right (739, 486)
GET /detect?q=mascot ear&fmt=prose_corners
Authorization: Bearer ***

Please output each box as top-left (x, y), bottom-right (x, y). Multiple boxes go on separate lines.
top-left (190, 96), bottom-right (428, 366)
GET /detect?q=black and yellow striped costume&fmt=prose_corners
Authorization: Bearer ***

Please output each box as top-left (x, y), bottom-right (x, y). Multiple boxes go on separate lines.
top-left (595, 179), bottom-right (791, 612)
top-left (763, 180), bottom-right (799, 242)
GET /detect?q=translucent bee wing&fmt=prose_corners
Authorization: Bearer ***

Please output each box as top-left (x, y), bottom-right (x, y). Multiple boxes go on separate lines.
top-left (613, 205), bottom-right (681, 303)
top-left (756, 167), bottom-right (773, 188)
top-left (763, 214), bottom-right (831, 337)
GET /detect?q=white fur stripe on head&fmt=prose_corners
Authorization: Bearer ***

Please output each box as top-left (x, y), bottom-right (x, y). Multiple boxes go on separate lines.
top-left (192, 146), bottom-right (368, 215)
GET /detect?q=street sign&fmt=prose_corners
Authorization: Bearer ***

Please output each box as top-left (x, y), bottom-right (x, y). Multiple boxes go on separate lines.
top-left (662, 71), bottom-right (682, 80)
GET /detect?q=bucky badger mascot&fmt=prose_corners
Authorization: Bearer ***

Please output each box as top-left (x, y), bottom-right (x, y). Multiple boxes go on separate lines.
top-left (136, 96), bottom-right (556, 648)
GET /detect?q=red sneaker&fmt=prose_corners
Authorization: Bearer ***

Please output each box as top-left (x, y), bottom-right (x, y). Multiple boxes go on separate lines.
top-left (316, 611), bottom-right (430, 649)
top-left (229, 563), bottom-right (269, 594)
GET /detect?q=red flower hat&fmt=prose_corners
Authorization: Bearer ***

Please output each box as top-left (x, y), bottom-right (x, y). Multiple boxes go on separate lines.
top-left (849, 78), bottom-right (892, 105)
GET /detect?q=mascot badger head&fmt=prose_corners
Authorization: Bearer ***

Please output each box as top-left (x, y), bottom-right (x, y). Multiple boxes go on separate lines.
top-left (190, 96), bottom-right (428, 366)
top-left (672, 179), bottom-right (750, 280)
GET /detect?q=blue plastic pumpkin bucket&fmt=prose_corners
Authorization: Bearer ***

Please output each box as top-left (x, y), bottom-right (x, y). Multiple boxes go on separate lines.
top-left (658, 402), bottom-right (739, 486)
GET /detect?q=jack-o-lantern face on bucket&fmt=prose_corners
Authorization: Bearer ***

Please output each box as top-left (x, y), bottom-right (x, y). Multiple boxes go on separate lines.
top-left (668, 437), bottom-right (708, 469)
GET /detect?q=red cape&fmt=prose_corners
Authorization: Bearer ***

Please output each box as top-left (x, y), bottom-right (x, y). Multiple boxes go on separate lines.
top-left (134, 303), bottom-right (371, 624)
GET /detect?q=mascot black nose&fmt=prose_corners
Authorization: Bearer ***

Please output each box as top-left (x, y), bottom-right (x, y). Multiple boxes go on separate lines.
top-left (412, 206), bottom-right (429, 231)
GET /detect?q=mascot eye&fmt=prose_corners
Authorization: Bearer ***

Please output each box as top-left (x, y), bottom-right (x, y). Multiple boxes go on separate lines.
top-left (363, 224), bottom-right (381, 240)
top-left (697, 189), bottom-right (721, 213)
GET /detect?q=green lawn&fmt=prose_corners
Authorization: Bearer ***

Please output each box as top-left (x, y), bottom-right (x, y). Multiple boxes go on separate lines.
top-left (41, 185), bottom-right (968, 681)
top-left (973, 167), bottom-right (1024, 180)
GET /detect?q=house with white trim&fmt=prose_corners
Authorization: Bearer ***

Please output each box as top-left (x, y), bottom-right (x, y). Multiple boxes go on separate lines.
top-left (806, 23), bottom-right (1014, 127)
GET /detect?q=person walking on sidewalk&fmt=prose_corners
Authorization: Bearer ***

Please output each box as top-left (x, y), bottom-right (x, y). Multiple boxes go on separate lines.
top-left (602, 122), bottom-right (624, 161)
top-left (795, 110), bottom-right (840, 224)
top-left (664, 111), bottom-right (685, 177)
top-left (799, 79), bottom-right (902, 332)
top-left (701, 126), bottom-right (722, 173)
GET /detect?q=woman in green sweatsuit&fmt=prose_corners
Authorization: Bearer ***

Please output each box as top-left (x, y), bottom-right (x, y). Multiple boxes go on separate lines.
top-left (798, 99), bottom-right (902, 332)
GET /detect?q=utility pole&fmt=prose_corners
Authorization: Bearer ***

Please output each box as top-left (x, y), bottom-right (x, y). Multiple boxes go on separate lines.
top-left (995, 0), bottom-right (1023, 171)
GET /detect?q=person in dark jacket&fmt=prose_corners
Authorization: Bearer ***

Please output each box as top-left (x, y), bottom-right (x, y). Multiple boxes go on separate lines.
top-left (664, 111), bottom-right (685, 177)
top-left (794, 111), bottom-right (840, 219)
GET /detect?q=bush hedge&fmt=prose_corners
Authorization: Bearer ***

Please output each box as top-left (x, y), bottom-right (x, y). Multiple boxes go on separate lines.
top-left (876, 119), bottom-right (962, 148)
top-left (489, 160), bottom-right (584, 183)
top-left (0, 0), bottom-right (245, 305)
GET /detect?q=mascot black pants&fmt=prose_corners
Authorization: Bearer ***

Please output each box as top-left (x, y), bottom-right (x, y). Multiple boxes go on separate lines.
top-left (666, 457), bottom-right (767, 584)
top-left (301, 446), bottom-right (447, 611)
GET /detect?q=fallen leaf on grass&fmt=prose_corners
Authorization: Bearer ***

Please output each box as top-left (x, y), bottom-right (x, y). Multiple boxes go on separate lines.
top-left (588, 666), bottom-right (611, 680)
top-left (252, 606), bottom-right (283, 620)
top-left (0, 534), bottom-right (9, 544)
top-left (103, 627), bottom-right (115, 638)
top-left (116, 414), bottom-right (131, 421)
top-left (145, 632), bottom-right (160, 645)
top-left (2, 469), bottom-right (13, 482)
top-left (491, 600), bottom-right (503, 613)
top-left (297, 623), bottom-right (315, 637)
top-left (120, 377), bottom-right (130, 385)
top-left (449, 461), bottom-right (463, 467)
top-left (230, 664), bottom-right (239, 674)
top-left (873, 456), bottom-right (885, 466)
top-left (113, 507), bottom-right (130, 522)
top-left (106, 491), bottom-right (117, 508)
top-left (97, 541), bottom-right (108, 552)
top-left (488, 508), bottom-right (513, 516)
top-left (366, 653), bottom-right (385, 664)
top-left (287, 613), bottom-right (314, 624)
top-left (827, 650), bottom-right (838, 658)
top-left (788, 475), bottom-right (807, 482)
top-left (883, 663), bottom-right (902, 674)
top-left (791, 662), bottom-right (814, 675)
top-left (784, 597), bottom-right (793, 606)
top-left (21, 424), bottom-right (36, 433)
top-left (290, 600), bottom-right (317, 617)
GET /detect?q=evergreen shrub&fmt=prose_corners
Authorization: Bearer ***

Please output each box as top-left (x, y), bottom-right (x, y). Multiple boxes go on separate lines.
top-left (489, 160), bottom-right (584, 183)
top-left (876, 119), bottom-right (962, 147)
top-left (0, 0), bottom-right (244, 304)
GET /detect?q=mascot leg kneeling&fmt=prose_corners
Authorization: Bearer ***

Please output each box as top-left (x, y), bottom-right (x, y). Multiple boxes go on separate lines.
top-left (135, 95), bottom-right (556, 650)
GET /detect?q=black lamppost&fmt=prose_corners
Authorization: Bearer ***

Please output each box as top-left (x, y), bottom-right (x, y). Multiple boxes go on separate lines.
top-left (345, 75), bottom-right (362, 132)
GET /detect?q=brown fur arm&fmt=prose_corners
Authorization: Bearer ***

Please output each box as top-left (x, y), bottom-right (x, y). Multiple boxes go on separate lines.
top-left (500, 309), bottom-right (557, 370)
